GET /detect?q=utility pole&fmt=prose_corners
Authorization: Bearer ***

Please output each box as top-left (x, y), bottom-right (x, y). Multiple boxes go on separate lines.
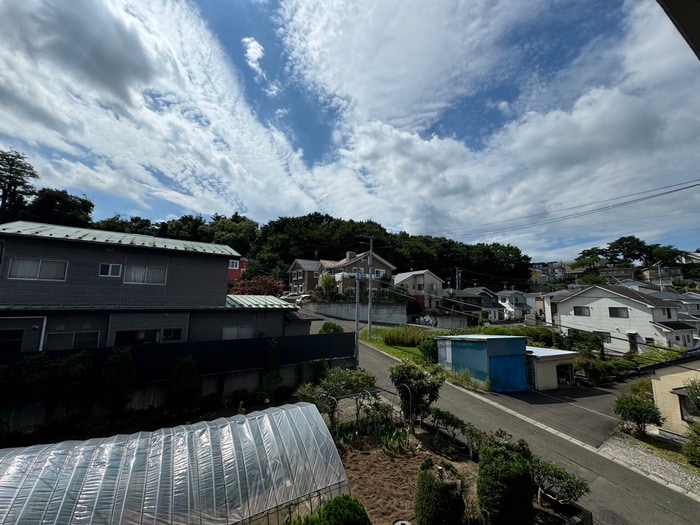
top-left (367, 237), bottom-right (374, 340)
top-left (354, 270), bottom-right (360, 369)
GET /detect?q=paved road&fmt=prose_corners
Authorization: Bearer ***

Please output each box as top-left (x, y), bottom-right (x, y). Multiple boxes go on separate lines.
top-left (359, 341), bottom-right (700, 525)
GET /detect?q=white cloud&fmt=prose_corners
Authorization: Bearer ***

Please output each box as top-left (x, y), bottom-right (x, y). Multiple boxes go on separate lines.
top-left (1, 0), bottom-right (699, 263)
top-left (242, 36), bottom-right (265, 78)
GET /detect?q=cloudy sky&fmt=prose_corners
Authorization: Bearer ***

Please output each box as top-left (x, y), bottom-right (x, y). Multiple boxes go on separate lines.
top-left (1, 0), bottom-right (699, 261)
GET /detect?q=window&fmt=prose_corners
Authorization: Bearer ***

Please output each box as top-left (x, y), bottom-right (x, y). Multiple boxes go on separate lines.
top-left (374, 269), bottom-right (385, 278)
top-left (0, 329), bottom-right (23, 352)
top-left (417, 284), bottom-right (424, 291)
top-left (228, 259), bottom-right (239, 270)
top-left (124, 265), bottom-right (166, 284)
top-left (573, 306), bottom-right (590, 316)
top-left (628, 333), bottom-right (638, 352)
top-left (673, 388), bottom-right (700, 423)
top-left (9, 258), bottom-right (67, 280)
top-left (609, 307), bottom-right (629, 318)
top-left (593, 331), bottom-right (612, 343)
top-left (162, 328), bottom-right (183, 342)
top-left (645, 337), bottom-right (655, 346)
top-left (99, 263), bottom-right (122, 277)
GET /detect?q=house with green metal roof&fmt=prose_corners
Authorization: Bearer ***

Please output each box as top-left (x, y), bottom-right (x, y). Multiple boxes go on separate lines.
top-left (0, 221), bottom-right (300, 351)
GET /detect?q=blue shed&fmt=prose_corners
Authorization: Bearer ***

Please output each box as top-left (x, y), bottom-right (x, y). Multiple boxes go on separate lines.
top-left (436, 334), bottom-right (528, 392)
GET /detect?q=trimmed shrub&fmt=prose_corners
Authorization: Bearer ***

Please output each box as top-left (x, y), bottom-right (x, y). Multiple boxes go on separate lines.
top-left (290, 495), bottom-right (371, 525)
top-left (532, 455), bottom-right (590, 505)
top-left (414, 459), bottom-right (466, 525)
top-left (318, 494), bottom-right (372, 525)
top-left (477, 443), bottom-right (533, 525)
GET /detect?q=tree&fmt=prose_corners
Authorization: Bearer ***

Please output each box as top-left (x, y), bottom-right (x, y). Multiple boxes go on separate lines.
top-left (313, 275), bottom-right (342, 302)
top-left (94, 214), bottom-right (156, 235)
top-left (606, 236), bottom-right (651, 266)
top-left (318, 322), bottom-right (344, 334)
top-left (613, 394), bottom-right (664, 435)
top-left (0, 149), bottom-right (39, 222)
top-left (651, 245), bottom-right (684, 268)
top-left (230, 275), bottom-right (284, 296)
top-left (295, 367), bottom-right (375, 432)
top-left (389, 360), bottom-right (446, 433)
top-left (23, 188), bottom-right (94, 226)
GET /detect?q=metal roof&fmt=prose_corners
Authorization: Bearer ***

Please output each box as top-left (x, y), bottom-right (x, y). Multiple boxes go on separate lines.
top-left (526, 346), bottom-right (578, 360)
top-left (0, 221), bottom-right (239, 256)
top-left (225, 295), bottom-right (298, 310)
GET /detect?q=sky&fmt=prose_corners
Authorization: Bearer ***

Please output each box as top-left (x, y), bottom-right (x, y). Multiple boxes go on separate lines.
top-left (1, 0), bottom-right (699, 263)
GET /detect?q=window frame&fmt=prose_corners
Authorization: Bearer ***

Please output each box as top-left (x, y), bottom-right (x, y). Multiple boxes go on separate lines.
top-left (609, 307), bottom-right (629, 318)
top-left (99, 263), bottom-right (122, 278)
top-left (573, 306), bottom-right (591, 317)
top-left (228, 259), bottom-right (240, 270)
top-left (123, 265), bottom-right (167, 285)
top-left (8, 258), bottom-right (68, 281)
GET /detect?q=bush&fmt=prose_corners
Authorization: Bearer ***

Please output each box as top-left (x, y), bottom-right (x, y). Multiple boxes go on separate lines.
top-left (418, 336), bottom-right (438, 362)
top-left (290, 495), bottom-right (371, 525)
top-left (319, 322), bottom-right (344, 334)
top-left (318, 494), bottom-right (372, 525)
top-left (532, 455), bottom-right (590, 504)
top-left (613, 394), bottom-right (664, 435)
top-left (428, 407), bottom-right (466, 442)
top-left (683, 422), bottom-right (700, 467)
top-left (477, 443), bottom-right (533, 525)
top-left (414, 459), bottom-right (466, 525)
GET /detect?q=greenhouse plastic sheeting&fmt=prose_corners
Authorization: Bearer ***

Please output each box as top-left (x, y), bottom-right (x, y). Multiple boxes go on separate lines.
top-left (0, 402), bottom-right (349, 524)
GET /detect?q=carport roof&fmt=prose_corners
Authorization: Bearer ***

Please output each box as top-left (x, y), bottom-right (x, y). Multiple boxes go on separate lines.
top-left (225, 294), bottom-right (297, 309)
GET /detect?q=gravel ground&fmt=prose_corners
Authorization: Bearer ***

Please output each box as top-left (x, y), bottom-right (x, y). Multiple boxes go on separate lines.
top-left (598, 434), bottom-right (700, 496)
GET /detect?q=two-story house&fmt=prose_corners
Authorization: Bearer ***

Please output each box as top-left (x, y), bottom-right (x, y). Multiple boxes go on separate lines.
top-left (393, 270), bottom-right (443, 310)
top-left (553, 285), bottom-right (696, 356)
top-left (0, 221), bottom-right (297, 351)
top-left (321, 251), bottom-right (396, 295)
top-left (287, 259), bottom-right (322, 294)
top-left (455, 287), bottom-right (504, 321)
top-left (495, 289), bottom-right (530, 320)
top-left (227, 256), bottom-right (248, 285)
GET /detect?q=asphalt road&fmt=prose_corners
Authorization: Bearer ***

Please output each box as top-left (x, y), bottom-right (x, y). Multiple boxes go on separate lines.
top-left (359, 340), bottom-right (700, 525)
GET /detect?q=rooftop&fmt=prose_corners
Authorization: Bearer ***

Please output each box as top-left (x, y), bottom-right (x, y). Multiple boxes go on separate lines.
top-left (0, 221), bottom-right (239, 256)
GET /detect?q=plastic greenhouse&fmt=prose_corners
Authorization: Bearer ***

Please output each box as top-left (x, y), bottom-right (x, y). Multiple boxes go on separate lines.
top-left (0, 402), bottom-right (349, 524)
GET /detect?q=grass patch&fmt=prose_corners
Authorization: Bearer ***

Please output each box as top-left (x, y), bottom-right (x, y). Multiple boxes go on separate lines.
top-left (360, 327), bottom-right (424, 361)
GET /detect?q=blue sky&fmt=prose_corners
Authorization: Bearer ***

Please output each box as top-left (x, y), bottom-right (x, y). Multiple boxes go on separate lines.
top-left (1, 0), bottom-right (699, 262)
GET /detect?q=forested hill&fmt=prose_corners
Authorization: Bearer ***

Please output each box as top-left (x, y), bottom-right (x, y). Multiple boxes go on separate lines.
top-left (253, 213), bottom-right (531, 291)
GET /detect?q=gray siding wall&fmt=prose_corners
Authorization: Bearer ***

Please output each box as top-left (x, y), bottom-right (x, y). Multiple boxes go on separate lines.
top-left (0, 237), bottom-right (229, 306)
top-left (188, 311), bottom-right (288, 341)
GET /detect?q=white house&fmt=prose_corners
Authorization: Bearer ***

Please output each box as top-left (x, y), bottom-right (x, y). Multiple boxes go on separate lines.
top-left (553, 285), bottom-right (696, 356)
top-left (495, 289), bottom-right (530, 320)
top-left (393, 269), bottom-right (444, 309)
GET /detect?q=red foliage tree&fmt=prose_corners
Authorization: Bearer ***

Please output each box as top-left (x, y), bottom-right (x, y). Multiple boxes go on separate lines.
top-left (231, 275), bottom-right (284, 296)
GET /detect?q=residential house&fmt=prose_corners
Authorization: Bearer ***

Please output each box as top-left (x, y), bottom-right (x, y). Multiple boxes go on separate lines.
top-left (227, 256), bottom-right (248, 285)
top-left (0, 221), bottom-right (299, 352)
top-left (678, 251), bottom-right (700, 265)
top-left (287, 259), bottom-right (322, 294)
top-left (530, 262), bottom-right (566, 288)
top-left (495, 289), bottom-right (530, 320)
top-left (642, 353), bottom-right (700, 440)
top-left (321, 251), bottom-right (396, 295)
top-left (393, 270), bottom-right (443, 310)
top-left (640, 290), bottom-right (700, 344)
top-left (552, 285), bottom-right (696, 356)
top-left (454, 287), bottom-right (504, 321)
top-left (640, 266), bottom-right (683, 288)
